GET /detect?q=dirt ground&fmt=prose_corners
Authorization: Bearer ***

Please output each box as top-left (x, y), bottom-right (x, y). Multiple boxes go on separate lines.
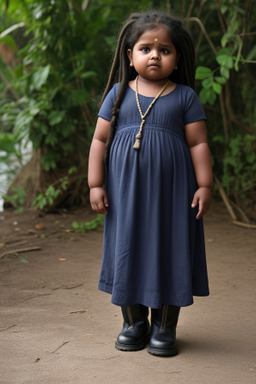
top-left (0, 202), bottom-right (255, 384)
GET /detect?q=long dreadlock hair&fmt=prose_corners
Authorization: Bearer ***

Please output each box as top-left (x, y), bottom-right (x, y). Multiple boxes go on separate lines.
top-left (102, 10), bottom-right (196, 184)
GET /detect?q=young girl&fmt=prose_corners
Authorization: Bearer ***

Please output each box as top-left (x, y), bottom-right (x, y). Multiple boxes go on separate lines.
top-left (88, 10), bottom-right (213, 357)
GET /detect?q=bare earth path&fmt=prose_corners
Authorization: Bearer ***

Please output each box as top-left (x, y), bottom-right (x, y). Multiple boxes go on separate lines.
top-left (0, 203), bottom-right (255, 384)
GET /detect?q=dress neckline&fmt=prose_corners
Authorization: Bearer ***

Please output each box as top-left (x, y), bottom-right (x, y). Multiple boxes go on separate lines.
top-left (128, 83), bottom-right (179, 99)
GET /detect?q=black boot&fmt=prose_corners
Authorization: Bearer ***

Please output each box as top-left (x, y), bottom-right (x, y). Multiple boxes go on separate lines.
top-left (148, 304), bottom-right (180, 357)
top-left (115, 304), bottom-right (150, 351)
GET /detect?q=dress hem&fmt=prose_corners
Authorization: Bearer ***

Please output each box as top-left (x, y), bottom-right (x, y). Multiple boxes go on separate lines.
top-left (98, 282), bottom-right (209, 308)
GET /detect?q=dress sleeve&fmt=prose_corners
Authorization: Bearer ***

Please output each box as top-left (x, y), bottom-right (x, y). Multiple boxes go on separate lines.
top-left (183, 86), bottom-right (206, 125)
top-left (98, 83), bottom-right (119, 121)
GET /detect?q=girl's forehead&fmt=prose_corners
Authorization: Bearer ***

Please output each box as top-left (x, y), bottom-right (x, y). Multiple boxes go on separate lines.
top-left (135, 25), bottom-right (173, 45)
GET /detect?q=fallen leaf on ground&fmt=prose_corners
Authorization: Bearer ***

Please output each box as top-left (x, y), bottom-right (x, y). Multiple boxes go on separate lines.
top-left (35, 224), bottom-right (45, 230)
top-left (20, 258), bottom-right (29, 264)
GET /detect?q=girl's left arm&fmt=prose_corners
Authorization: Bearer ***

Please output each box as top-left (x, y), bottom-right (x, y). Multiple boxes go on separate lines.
top-left (185, 120), bottom-right (213, 219)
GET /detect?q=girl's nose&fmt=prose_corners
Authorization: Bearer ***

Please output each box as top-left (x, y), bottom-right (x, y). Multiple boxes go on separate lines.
top-left (150, 50), bottom-right (160, 60)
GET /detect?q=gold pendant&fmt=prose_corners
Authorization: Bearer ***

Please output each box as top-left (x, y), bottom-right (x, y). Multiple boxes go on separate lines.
top-left (133, 138), bottom-right (141, 149)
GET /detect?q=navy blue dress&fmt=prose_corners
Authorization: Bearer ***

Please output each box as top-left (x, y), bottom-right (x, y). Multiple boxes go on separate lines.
top-left (97, 83), bottom-right (209, 308)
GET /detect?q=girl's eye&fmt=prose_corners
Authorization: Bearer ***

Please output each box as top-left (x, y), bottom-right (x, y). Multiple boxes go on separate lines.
top-left (161, 48), bottom-right (170, 54)
top-left (141, 47), bottom-right (150, 53)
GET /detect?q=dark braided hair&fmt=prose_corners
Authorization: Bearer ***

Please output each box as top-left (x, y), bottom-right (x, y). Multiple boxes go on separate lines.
top-left (103, 10), bottom-right (196, 184)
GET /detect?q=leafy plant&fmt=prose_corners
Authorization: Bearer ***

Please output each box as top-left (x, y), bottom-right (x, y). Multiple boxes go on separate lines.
top-left (191, 0), bottom-right (256, 221)
top-left (220, 134), bottom-right (256, 198)
top-left (195, 47), bottom-right (236, 106)
top-left (71, 214), bottom-right (104, 233)
top-left (32, 185), bottom-right (61, 210)
top-left (2, 187), bottom-right (26, 212)
top-left (31, 166), bottom-right (79, 210)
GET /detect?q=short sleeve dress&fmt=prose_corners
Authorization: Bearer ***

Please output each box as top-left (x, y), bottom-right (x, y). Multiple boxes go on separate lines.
top-left (97, 83), bottom-right (209, 309)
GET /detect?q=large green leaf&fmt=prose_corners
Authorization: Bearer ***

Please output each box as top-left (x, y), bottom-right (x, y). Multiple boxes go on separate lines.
top-left (216, 54), bottom-right (234, 69)
top-left (195, 66), bottom-right (212, 80)
top-left (48, 110), bottom-right (66, 126)
top-left (212, 82), bottom-right (222, 95)
top-left (31, 65), bottom-right (51, 90)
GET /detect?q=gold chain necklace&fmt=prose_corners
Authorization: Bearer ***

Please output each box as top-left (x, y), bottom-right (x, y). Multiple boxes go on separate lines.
top-left (133, 76), bottom-right (170, 150)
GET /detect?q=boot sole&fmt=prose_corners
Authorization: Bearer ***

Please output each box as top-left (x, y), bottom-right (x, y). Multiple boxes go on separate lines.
top-left (147, 345), bottom-right (178, 357)
top-left (115, 337), bottom-right (149, 352)
top-left (115, 341), bottom-right (147, 351)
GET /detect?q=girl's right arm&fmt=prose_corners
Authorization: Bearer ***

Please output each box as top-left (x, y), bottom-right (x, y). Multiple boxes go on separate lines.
top-left (88, 117), bottom-right (111, 214)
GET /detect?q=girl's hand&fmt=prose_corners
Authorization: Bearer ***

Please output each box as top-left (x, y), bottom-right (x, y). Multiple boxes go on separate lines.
top-left (191, 187), bottom-right (211, 220)
top-left (90, 187), bottom-right (109, 215)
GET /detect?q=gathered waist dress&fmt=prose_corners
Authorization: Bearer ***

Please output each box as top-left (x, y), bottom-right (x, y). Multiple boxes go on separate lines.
top-left (97, 83), bottom-right (209, 308)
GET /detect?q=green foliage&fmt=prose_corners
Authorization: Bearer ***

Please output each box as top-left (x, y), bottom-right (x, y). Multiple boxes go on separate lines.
top-left (32, 185), bottom-right (61, 210)
top-left (196, 47), bottom-right (238, 105)
top-left (195, 1), bottom-right (254, 106)
top-left (0, 133), bottom-right (17, 156)
top-left (0, 35), bottom-right (17, 50)
top-left (71, 214), bottom-right (104, 233)
top-left (221, 134), bottom-right (256, 198)
top-left (31, 166), bottom-right (77, 209)
top-left (2, 187), bottom-right (26, 212)
top-left (192, 0), bottom-right (256, 218)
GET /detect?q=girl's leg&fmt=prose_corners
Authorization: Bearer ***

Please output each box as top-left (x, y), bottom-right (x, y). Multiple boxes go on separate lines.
top-left (148, 304), bottom-right (180, 357)
top-left (115, 304), bottom-right (150, 351)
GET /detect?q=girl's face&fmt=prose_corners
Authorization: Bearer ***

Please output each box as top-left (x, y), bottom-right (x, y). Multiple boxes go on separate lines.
top-left (128, 25), bottom-right (179, 83)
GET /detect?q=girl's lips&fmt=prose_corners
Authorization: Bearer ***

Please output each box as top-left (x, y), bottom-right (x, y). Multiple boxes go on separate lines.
top-left (149, 64), bottom-right (160, 68)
